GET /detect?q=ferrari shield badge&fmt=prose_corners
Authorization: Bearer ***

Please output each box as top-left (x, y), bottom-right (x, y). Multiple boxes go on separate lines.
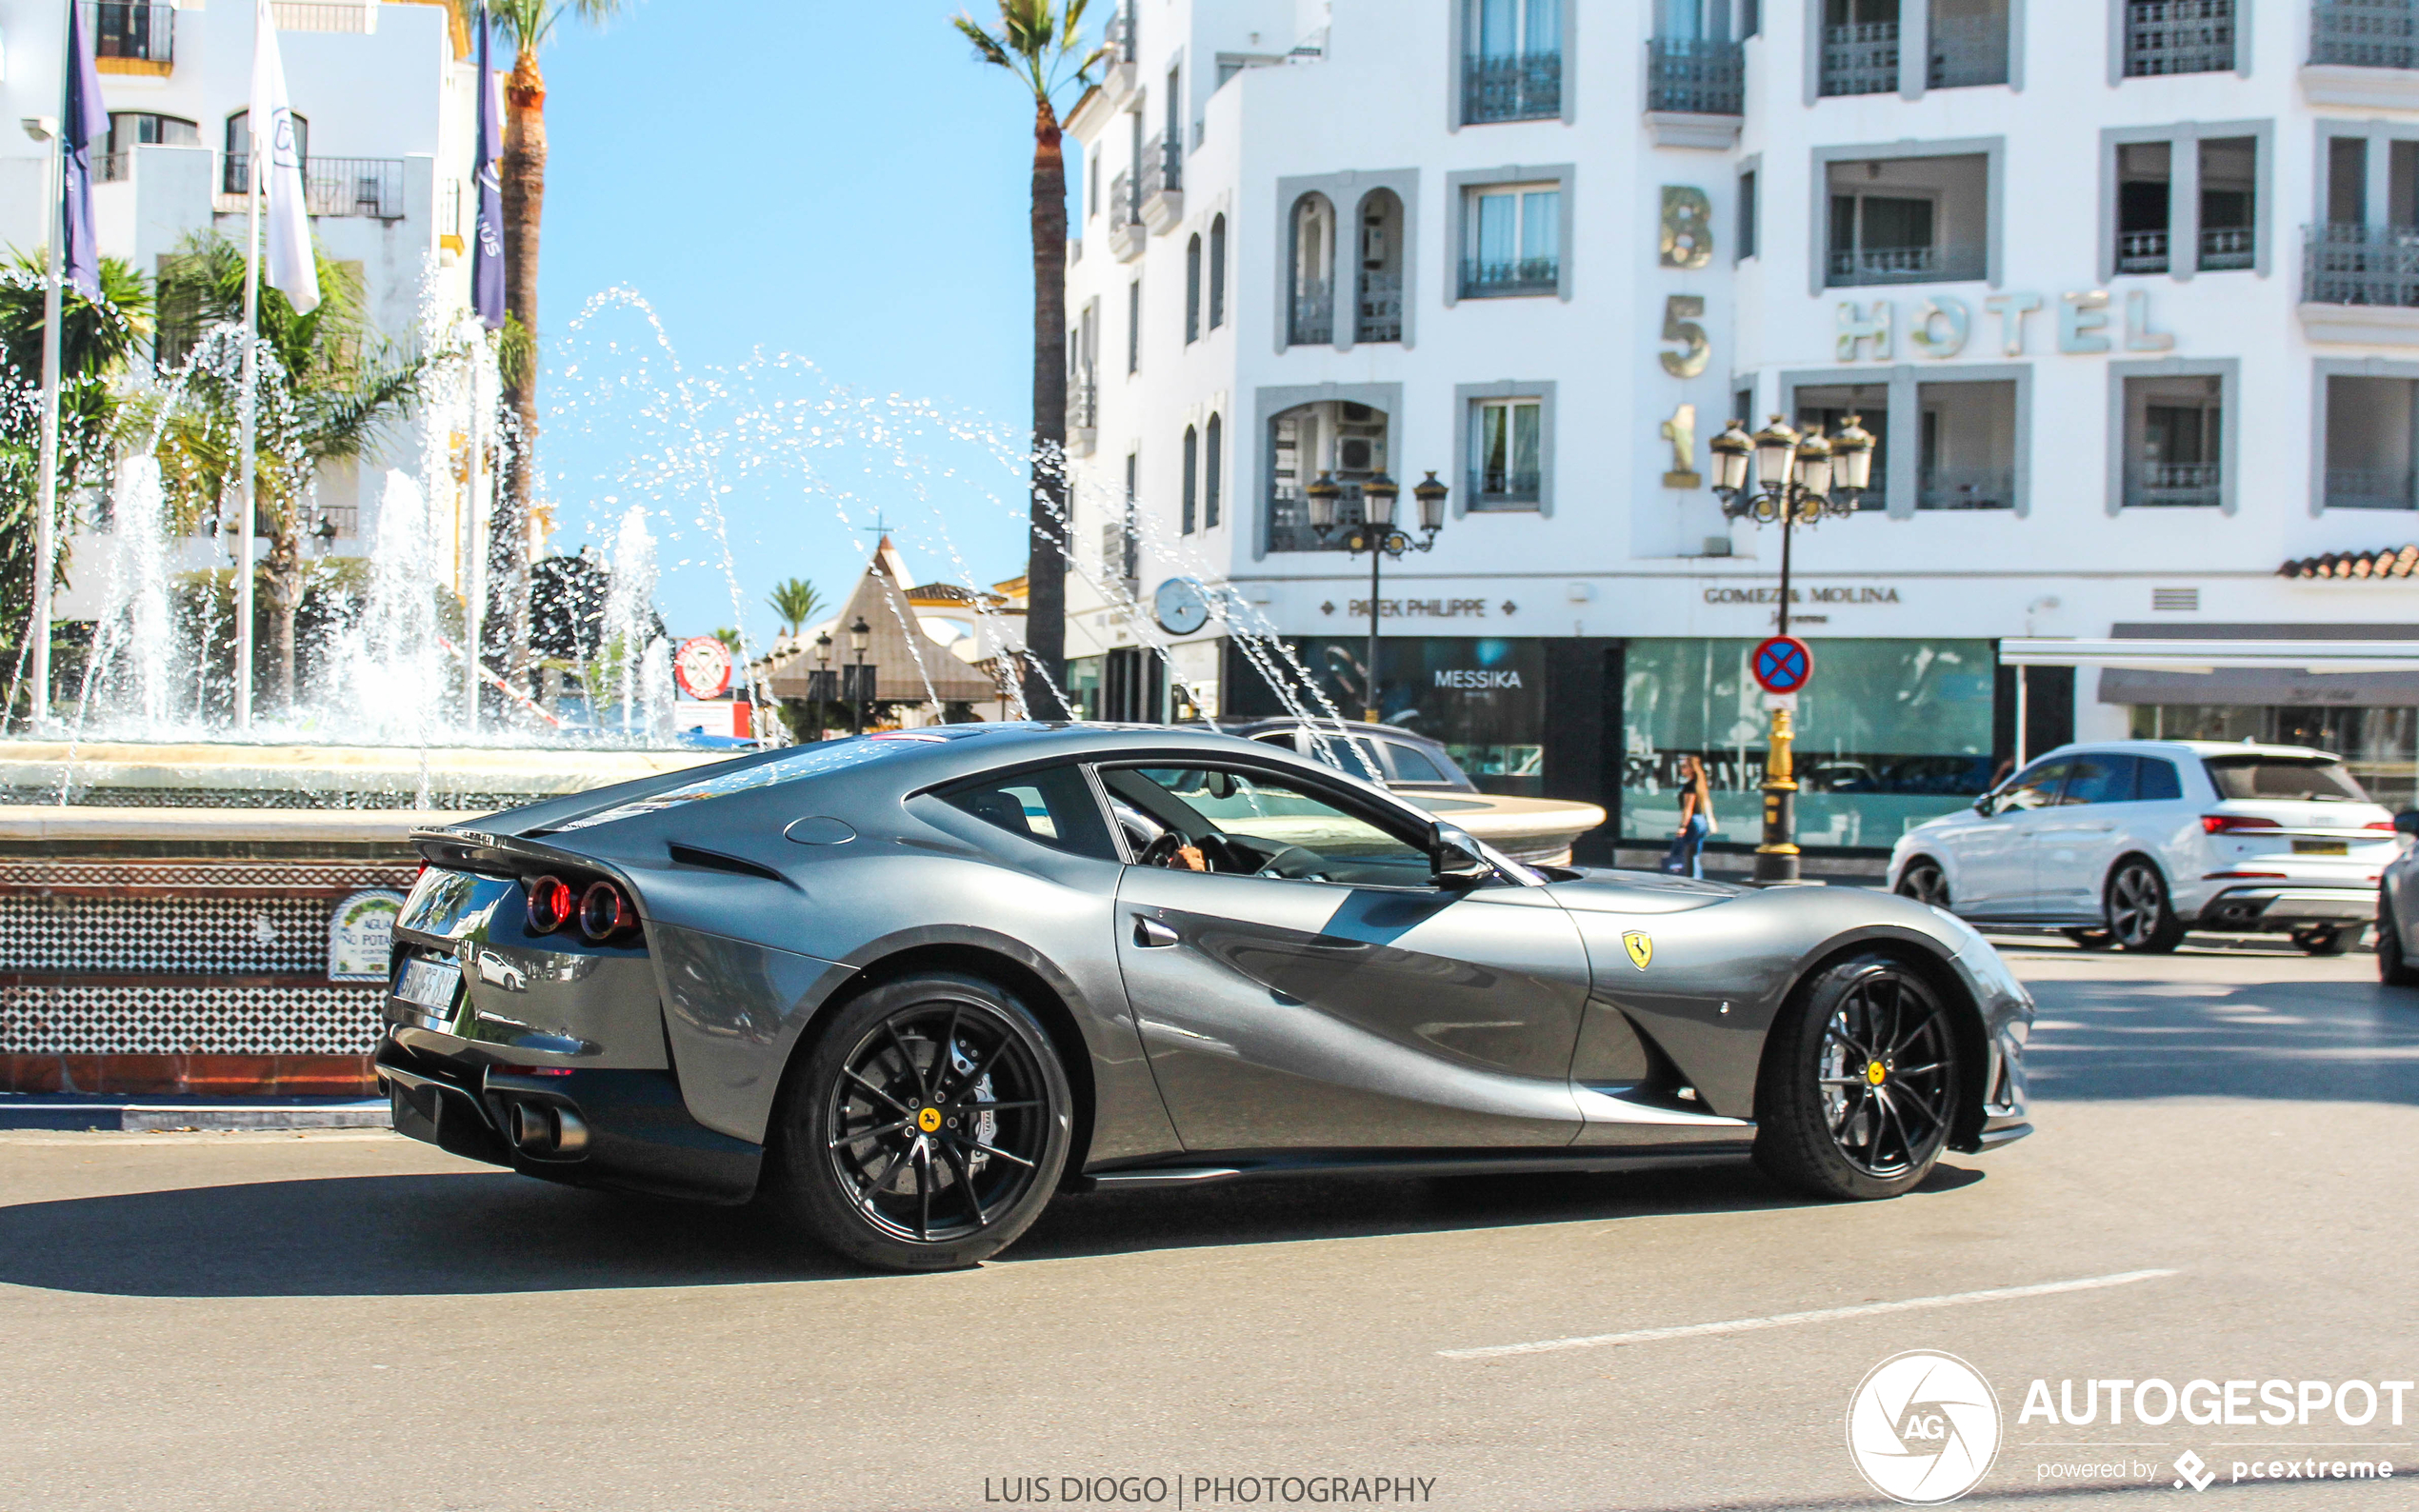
top-left (1622, 930), bottom-right (1653, 970)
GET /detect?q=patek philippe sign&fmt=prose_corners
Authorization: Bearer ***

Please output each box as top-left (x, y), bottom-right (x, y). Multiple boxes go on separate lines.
top-left (1336, 597), bottom-right (1494, 619)
top-left (1704, 585), bottom-right (1903, 606)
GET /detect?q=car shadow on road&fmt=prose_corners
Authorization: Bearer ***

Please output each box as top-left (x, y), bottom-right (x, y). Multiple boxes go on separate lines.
top-left (2018, 971), bottom-right (2419, 1104)
top-left (0, 1159), bottom-right (1985, 1299)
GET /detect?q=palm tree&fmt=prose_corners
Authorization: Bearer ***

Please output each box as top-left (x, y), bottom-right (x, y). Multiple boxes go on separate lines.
top-left (458, 0), bottom-right (634, 687)
top-left (0, 252), bottom-right (150, 693)
top-left (143, 232), bottom-right (433, 710)
top-left (766, 576), bottom-right (823, 638)
top-left (952, 0), bottom-right (1108, 717)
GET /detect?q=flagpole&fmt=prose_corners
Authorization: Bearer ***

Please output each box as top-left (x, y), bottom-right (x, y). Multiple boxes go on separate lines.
top-left (28, 107), bottom-right (65, 729)
top-left (233, 122), bottom-right (263, 731)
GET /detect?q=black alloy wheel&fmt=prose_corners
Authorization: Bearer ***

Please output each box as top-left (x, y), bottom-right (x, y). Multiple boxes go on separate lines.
top-left (2106, 859), bottom-right (2185, 953)
top-left (2292, 925), bottom-right (2357, 957)
top-left (2379, 892), bottom-right (2419, 986)
top-left (1754, 952), bottom-right (1959, 1201)
top-left (767, 972), bottom-right (1070, 1271)
top-left (1895, 861), bottom-right (1949, 911)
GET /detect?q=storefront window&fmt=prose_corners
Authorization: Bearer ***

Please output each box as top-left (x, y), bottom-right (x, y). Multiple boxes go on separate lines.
top-left (1065, 655), bottom-right (1105, 722)
top-left (2129, 706), bottom-right (2418, 811)
top-left (1624, 638), bottom-right (1996, 849)
top-left (1223, 637), bottom-right (1546, 795)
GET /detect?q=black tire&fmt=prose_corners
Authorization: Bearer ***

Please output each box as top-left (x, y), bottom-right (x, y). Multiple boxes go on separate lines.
top-left (2379, 894), bottom-right (2419, 985)
top-left (2106, 859), bottom-right (2185, 953)
top-left (1753, 952), bottom-right (1960, 1202)
top-left (1895, 859), bottom-right (1950, 911)
top-left (761, 972), bottom-right (1072, 1272)
top-left (2062, 927), bottom-right (2117, 951)
top-left (2292, 925), bottom-right (2357, 957)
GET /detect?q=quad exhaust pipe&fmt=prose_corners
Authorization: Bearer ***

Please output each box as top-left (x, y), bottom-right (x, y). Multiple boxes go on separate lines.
top-left (509, 1101), bottom-right (590, 1158)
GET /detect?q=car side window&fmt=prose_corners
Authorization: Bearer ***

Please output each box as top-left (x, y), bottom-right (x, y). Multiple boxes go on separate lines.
top-left (1300, 729), bottom-right (1384, 784)
top-left (1385, 743), bottom-right (1449, 785)
top-left (2136, 757), bottom-right (2182, 802)
top-left (1099, 765), bottom-right (1433, 886)
top-left (1989, 760), bottom-right (2069, 815)
top-left (2057, 754), bottom-right (2137, 806)
top-left (938, 766), bottom-right (1119, 862)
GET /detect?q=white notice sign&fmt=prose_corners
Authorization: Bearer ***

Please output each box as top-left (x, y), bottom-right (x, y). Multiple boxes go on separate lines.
top-left (330, 889), bottom-right (406, 983)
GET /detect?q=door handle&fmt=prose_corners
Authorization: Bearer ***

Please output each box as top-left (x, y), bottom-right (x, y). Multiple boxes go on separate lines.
top-left (1132, 916), bottom-right (1179, 948)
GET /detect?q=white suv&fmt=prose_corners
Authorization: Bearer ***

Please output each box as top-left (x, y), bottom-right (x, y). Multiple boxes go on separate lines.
top-left (1888, 741), bottom-right (2397, 954)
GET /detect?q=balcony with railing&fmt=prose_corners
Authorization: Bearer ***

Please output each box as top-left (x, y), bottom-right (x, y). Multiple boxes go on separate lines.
top-left (2125, 0), bottom-right (2235, 77)
top-left (2199, 225), bottom-right (2255, 270)
top-left (2303, 222), bottom-right (2419, 305)
top-left (1645, 37), bottom-right (1744, 115)
top-left (1459, 256), bottom-right (1559, 299)
top-left (2128, 461), bottom-right (2223, 507)
top-left (1827, 244), bottom-right (1988, 287)
top-left (2311, 0), bottom-right (2419, 70)
top-left (1929, 10), bottom-right (2011, 89)
top-left (1108, 169), bottom-right (1145, 261)
top-left (223, 155), bottom-right (407, 219)
top-left (2326, 466), bottom-right (2417, 508)
top-left (1917, 465), bottom-right (2015, 510)
top-left (1140, 131), bottom-right (1182, 232)
top-left (1356, 271), bottom-right (1403, 345)
top-left (1102, 517), bottom-right (1138, 583)
top-left (88, 2), bottom-right (175, 71)
top-left (1067, 377), bottom-right (1097, 457)
top-left (1822, 21), bottom-right (1900, 95)
top-left (2117, 229), bottom-right (2171, 273)
top-left (1463, 51), bottom-right (1562, 123)
top-left (1469, 467), bottom-right (1541, 509)
top-left (1289, 277), bottom-right (1334, 346)
top-left (272, 1), bottom-right (376, 31)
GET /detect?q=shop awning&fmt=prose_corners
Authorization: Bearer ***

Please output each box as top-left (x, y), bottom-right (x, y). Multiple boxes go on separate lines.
top-left (2000, 638), bottom-right (2419, 708)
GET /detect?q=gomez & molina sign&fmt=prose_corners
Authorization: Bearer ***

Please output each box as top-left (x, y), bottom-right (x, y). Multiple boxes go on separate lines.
top-left (1704, 585), bottom-right (1902, 606)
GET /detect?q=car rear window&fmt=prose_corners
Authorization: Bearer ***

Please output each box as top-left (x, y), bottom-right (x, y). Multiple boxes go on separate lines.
top-left (2202, 756), bottom-right (2370, 804)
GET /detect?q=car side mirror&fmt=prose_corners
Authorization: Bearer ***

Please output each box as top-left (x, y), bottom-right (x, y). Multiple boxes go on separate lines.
top-left (1429, 822), bottom-right (1492, 889)
top-left (2396, 810), bottom-right (2419, 836)
top-left (1973, 794), bottom-right (1994, 816)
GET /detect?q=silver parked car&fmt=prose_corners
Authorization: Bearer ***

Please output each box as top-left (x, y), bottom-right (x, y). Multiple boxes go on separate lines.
top-left (1889, 740), bottom-right (2397, 954)
top-left (381, 725), bottom-right (2033, 1272)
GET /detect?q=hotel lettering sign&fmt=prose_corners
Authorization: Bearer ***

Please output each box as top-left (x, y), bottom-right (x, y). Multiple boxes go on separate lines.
top-left (1704, 586), bottom-right (1902, 606)
top-left (1833, 288), bottom-right (2173, 361)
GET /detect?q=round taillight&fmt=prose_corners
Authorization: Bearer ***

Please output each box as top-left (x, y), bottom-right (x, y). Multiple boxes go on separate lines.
top-left (525, 875), bottom-right (574, 934)
top-left (578, 880), bottom-right (634, 943)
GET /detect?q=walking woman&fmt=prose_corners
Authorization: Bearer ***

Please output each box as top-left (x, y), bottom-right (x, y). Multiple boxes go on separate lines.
top-left (1662, 754), bottom-right (1714, 878)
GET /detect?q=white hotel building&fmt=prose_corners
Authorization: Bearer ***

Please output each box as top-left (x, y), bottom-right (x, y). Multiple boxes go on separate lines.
top-left (0, 0), bottom-right (482, 604)
top-left (1061, 0), bottom-right (2419, 870)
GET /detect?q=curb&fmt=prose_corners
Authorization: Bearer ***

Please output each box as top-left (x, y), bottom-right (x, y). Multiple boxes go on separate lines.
top-left (0, 1103), bottom-right (393, 1132)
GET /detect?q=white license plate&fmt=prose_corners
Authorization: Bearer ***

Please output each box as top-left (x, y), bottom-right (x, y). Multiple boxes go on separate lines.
top-left (2293, 840), bottom-right (2349, 856)
top-left (392, 956), bottom-right (462, 1012)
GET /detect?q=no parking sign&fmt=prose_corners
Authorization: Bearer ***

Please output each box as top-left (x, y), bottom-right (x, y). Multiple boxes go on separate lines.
top-left (1750, 635), bottom-right (1813, 697)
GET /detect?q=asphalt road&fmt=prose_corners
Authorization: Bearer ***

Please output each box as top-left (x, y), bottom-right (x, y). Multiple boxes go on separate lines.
top-left (4, 939), bottom-right (2414, 1512)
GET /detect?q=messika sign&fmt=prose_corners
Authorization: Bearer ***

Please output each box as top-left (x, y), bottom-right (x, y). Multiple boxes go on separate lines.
top-left (1832, 288), bottom-right (2174, 362)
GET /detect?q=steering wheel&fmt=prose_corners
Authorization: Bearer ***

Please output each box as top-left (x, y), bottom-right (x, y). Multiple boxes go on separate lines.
top-left (1194, 832), bottom-right (1253, 874)
top-left (1136, 830), bottom-right (1191, 868)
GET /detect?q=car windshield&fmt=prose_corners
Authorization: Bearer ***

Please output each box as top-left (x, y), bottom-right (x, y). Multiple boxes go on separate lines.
top-left (2202, 755), bottom-right (2370, 804)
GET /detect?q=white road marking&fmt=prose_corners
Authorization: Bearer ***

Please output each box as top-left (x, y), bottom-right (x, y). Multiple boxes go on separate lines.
top-left (1438, 1268), bottom-right (2180, 1361)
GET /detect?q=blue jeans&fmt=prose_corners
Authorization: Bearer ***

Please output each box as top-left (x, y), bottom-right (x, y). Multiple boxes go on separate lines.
top-left (1662, 812), bottom-right (1709, 878)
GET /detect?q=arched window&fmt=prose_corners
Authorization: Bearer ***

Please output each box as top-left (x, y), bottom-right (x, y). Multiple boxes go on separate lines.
top-left (1182, 425), bottom-right (1200, 534)
top-left (1209, 214), bottom-right (1228, 328)
top-left (1354, 189), bottom-right (1405, 344)
top-left (224, 109), bottom-right (308, 195)
top-left (1289, 193), bottom-right (1335, 346)
top-left (1204, 414), bottom-right (1223, 527)
top-left (1185, 233), bottom-right (1203, 344)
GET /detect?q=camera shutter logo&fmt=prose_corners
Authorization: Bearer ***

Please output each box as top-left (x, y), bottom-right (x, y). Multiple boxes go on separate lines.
top-left (1847, 1351), bottom-right (2002, 1504)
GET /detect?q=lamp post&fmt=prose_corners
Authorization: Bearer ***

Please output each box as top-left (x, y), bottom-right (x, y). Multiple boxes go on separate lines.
top-left (1309, 469), bottom-right (1449, 723)
top-left (1707, 412), bottom-right (1874, 883)
top-left (811, 629), bottom-right (833, 740)
top-left (848, 615), bottom-right (871, 736)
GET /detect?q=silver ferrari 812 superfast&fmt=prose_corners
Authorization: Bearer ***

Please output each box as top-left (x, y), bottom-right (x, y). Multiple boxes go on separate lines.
top-left (381, 724), bottom-right (2033, 1270)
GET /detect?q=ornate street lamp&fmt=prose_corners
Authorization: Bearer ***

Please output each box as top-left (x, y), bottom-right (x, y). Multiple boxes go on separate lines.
top-left (1707, 413), bottom-right (1875, 883)
top-left (1312, 469), bottom-right (1446, 724)
top-left (848, 615), bottom-right (872, 736)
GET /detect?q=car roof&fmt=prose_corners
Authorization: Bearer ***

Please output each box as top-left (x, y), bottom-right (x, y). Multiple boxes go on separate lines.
top-left (1206, 717), bottom-right (1449, 747)
top-left (2041, 739), bottom-right (2345, 762)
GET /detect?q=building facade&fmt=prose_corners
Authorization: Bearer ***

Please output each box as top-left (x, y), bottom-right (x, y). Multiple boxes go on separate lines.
top-left (1061, 0), bottom-right (2419, 869)
top-left (2, 0), bottom-right (483, 610)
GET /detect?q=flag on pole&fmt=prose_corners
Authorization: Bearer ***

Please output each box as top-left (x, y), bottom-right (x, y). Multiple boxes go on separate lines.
top-left (61, 0), bottom-right (109, 301)
top-left (250, 0), bottom-right (320, 315)
top-left (471, 3), bottom-right (507, 329)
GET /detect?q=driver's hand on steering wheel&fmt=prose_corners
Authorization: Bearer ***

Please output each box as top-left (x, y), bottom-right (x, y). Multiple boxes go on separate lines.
top-left (1170, 843), bottom-right (1207, 871)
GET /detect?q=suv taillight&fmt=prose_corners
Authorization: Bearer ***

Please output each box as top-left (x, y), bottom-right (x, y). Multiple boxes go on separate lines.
top-left (2202, 814), bottom-right (2281, 834)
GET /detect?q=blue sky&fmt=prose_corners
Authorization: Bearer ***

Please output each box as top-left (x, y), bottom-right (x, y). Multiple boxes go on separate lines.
top-left (530, 1), bottom-right (1085, 650)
